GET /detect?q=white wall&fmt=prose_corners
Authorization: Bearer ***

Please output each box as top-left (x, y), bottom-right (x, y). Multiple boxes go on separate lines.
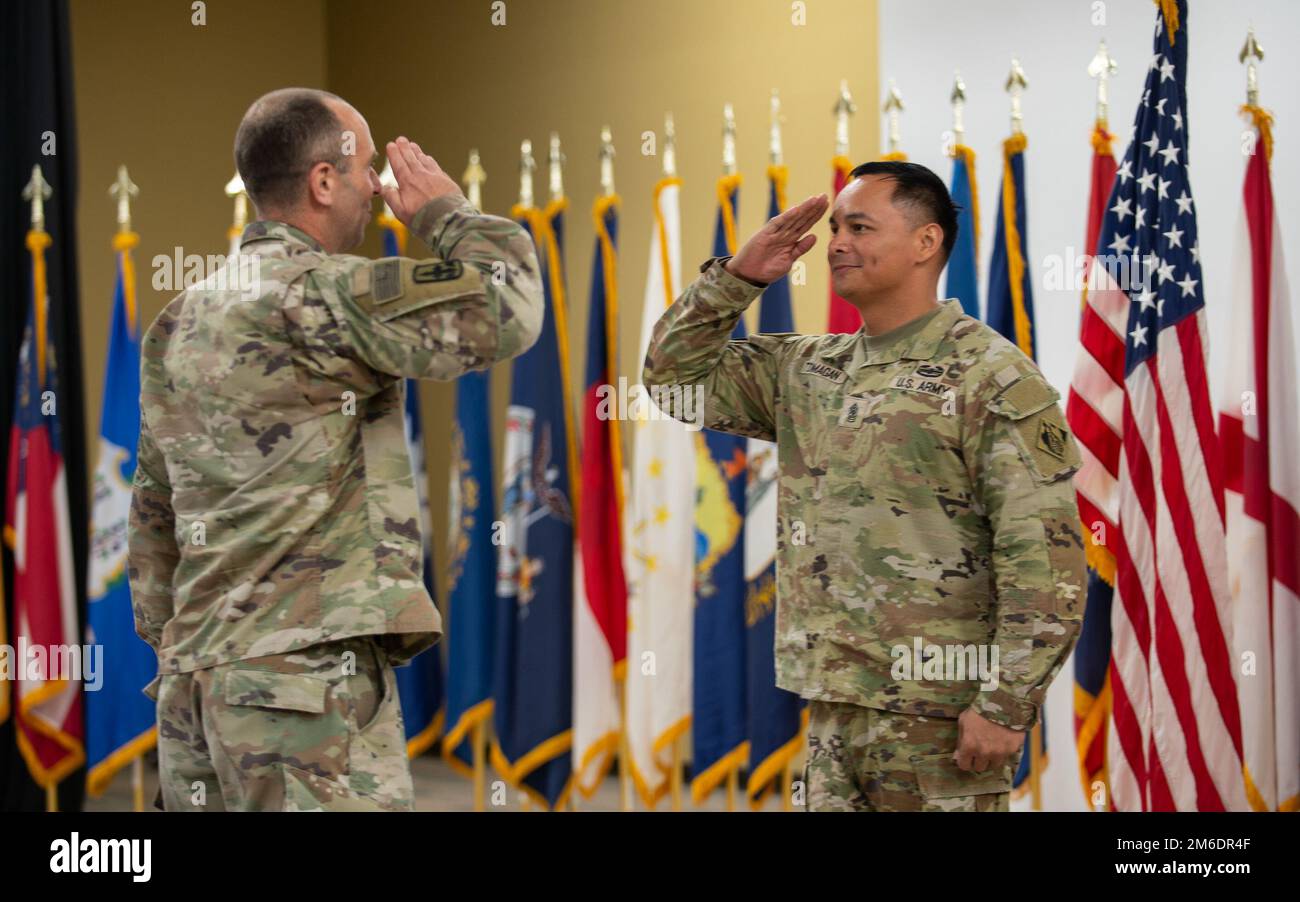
top-left (880, 0), bottom-right (1300, 811)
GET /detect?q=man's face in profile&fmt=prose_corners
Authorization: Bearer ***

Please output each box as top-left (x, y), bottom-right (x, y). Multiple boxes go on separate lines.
top-left (328, 102), bottom-right (383, 251)
top-left (826, 175), bottom-right (923, 304)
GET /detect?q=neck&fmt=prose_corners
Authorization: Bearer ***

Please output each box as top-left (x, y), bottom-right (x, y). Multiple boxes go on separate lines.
top-left (853, 281), bottom-right (941, 335)
top-left (258, 207), bottom-right (334, 251)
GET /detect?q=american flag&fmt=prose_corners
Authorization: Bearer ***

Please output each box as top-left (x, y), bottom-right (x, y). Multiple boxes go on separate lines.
top-left (1067, 0), bottom-right (1246, 811)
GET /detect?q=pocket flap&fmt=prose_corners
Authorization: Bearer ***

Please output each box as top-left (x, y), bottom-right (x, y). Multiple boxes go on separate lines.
top-left (914, 753), bottom-right (1013, 800)
top-left (988, 373), bottom-right (1058, 420)
top-left (224, 669), bottom-right (328, 714)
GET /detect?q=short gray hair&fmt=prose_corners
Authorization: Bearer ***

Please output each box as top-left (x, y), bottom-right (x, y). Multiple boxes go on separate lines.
top-left (234, 88), bottom-right (352, 212)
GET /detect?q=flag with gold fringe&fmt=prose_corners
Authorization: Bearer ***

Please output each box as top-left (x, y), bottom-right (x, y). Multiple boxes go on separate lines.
top-left (691, 173), bottom-right (749, 804)
top-left (85, 228), bottom-right (157, 796)
top-left (493, 198), bottom-right (577, 809)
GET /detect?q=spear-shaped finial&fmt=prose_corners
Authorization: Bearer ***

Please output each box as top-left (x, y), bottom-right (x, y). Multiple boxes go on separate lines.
top-left (663, 112), bottom-right (677, 177)
top-left (721, 103), bottom-right (737, 176)
top-left (833, 79), bottom-right (856, 158)
top-left (548, 132), bottom-right (565, 202)
top-left (22, 164), bottom-right (53, 231)
top-left (109, 164), bottom-right (139, 233)
top-left (598, 127), bottom-right (615, 196)
top-left (519, 139), bottom-right (536, 209)
top-left (883, 78), bottom-right (904, 155)
top-left (225, 171), bottom-right (248, 233)
top-left (1005, 58), bottom-right (1029, 134)
top-left (769, 89), bottom-right (784, 166)
top-left (463, 148), bottom-right (486, 210)
top-left (950, 71), bottom-right (967, 147)
top-left (1088, 41), bottom-right (1118, 127)
top-left (1239, 27), bottom-right (1264, 106)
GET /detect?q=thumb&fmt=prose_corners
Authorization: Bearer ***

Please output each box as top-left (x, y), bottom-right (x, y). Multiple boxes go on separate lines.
top-left (381, 184), bottom-right (402, 214)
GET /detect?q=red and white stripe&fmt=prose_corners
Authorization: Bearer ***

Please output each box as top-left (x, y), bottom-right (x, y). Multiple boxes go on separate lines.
top-left (1074, 261), bottom-right (1247, 811)
top-left (1219, 134), bottom-right (1300, 812)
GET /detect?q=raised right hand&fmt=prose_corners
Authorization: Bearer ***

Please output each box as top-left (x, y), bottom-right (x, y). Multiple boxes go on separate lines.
top-left (724, 193), bottom-right (829, 285)
top-left (382, 136), bottom-right (464, 225)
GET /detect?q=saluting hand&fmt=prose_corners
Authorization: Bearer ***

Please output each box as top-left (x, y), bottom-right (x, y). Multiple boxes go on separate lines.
top-left (724, 193), bottom-right (829, 286)
top-left (383, 136), bottom-right (464, 226)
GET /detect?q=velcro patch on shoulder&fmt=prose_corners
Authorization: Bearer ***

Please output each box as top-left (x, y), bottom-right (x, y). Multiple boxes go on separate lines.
top-left (411, 260), bottom-right (464, 284)
top-left (351, 257), bottom-right (482, 322)
top-left (992, 373), bottom-right (1058, 420)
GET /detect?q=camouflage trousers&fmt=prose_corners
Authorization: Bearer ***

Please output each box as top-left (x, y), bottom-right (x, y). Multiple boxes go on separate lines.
top-left (803, 701), bottom-right (1020, 811)
top-left (155, 635), bottom-right (414, 811)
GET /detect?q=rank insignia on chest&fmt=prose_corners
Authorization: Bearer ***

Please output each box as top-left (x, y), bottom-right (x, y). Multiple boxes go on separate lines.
top-left (801, 360), bottom-right (848, 384)
top-left (838, 394), bottom-right (877, 429)
top-left (1037, 418), bottom-right (1068, 460)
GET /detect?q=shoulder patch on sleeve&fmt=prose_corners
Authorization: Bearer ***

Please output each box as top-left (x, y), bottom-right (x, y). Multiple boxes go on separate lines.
top-left (350, 257), bottom-right (483, 323)
top-left (989, 371), bottom-right (1059, 420)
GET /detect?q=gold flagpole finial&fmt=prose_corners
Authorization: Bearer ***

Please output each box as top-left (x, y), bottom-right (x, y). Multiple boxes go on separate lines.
top-left (950, 71), bottom-right (967, 148)
top-left (224, 172), bottom-right (248, 233)
top-left (109, 164), bottom-right (139, 234)
top-left (883, 78), bottom-right (904, 155)
top-left (1239, 27), bottom-right (1264, 106)
top-left (548, 132), bottom-right (565, 202)
top-left (518, 139), bottom-right (536, 209)
top-left (463, 148), bottom-right (486, 210)
top-left (22, 164), bottom-right (53, 232)
top-left (378, 159), bottom-right (397, 217)
top-left (833, 79), bottom-right (856, 158)
top-left (663, 112), bottom-right (677, 177)
top-left (598, 127), bottom-right (615, 197)
top-left (721, 103), bottom-right (737, 176)
top-left (1005, 58), bottom-right (1029, 135)
top-left (1088, 41), bottom-right (1118, 128)
top-left (769, 89), bottom-right (784, 166)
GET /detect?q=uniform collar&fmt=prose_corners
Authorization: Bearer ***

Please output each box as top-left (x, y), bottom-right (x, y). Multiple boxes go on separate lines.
top-left (831, 299), bottom-right (964, 368)
top-left (239, 220), bottom-right (327, 253)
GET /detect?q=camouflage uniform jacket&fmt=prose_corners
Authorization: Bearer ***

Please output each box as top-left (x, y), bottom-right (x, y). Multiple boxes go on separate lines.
top-left (643, 257), bottom-right (1085, 730)
top-left (128, 195), bottom-right (542, 679)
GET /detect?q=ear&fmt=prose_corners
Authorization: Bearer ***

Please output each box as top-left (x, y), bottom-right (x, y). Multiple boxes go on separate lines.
top-left (915, 223), bottom-right (943, 265)
top-left (306, 161), bottom-right (336, 208)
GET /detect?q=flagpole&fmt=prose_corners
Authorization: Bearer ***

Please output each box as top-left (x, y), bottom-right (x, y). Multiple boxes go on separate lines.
top-left (224, 172), bottom-right (247, 256)
top-left (881, 79), bottom-right (906, 160)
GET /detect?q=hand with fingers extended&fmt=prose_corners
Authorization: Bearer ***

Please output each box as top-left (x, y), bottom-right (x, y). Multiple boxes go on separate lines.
top-left (382, 136), bottom-right (464, 226)
top-left (724, 193), bottom-right (829, 286)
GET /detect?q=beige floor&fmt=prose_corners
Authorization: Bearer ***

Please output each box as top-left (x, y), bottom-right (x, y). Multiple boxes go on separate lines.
top-left (81, 751), bottom-right (794, 812)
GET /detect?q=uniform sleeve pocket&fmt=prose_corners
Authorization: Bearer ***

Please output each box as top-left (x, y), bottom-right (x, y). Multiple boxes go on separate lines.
top-left (988, 375), bottom-right (1080, 486)
top-left (224, 670), bottom-right (328, 714)
top-left (913, 752), bottom-right (1013, 800)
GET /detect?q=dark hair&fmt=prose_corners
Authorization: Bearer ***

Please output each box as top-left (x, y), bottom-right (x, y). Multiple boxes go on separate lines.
top-left (234, 88), bottom-right (352, 212)
top-left (847, 160), bottom-right (959, 263)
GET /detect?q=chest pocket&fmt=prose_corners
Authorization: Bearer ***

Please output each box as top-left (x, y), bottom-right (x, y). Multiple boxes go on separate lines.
top-left (987, 374), bottom-right (1080, 485)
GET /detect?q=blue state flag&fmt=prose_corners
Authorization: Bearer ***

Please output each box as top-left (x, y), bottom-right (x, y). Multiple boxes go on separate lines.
top-left (985, 133), bottom-right (1035, 358)
top-left (443, 368), bottom-right (498, 776)
top-left (946, 145), bottom-right (981, 317)
top-left (493, 200), bottom-right (576, 809)
top-left (691, 175), bottom-right (749, 804)
top-left (744, 167), bottom-right (806, 808)
top-left (86, 231), bottom-right (156, 796)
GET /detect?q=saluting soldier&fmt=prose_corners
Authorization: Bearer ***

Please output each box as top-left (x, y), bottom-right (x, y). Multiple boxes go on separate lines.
top-left (643, 161), bottom-right (1084, 811)
top-left (128, 87), bottom-right (542, 811)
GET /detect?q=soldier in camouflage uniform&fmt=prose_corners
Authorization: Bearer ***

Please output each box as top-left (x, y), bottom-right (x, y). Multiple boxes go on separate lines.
top-left (128, 88), bottom-right (542, 811)
top-left (643, 161), bottom-right (1084, 811)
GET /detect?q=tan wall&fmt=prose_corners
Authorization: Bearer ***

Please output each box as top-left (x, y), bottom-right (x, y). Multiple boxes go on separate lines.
top-left (71, 0), bottom-right (328, 468)
top-left (72, 0), bottom-right (878, 602)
